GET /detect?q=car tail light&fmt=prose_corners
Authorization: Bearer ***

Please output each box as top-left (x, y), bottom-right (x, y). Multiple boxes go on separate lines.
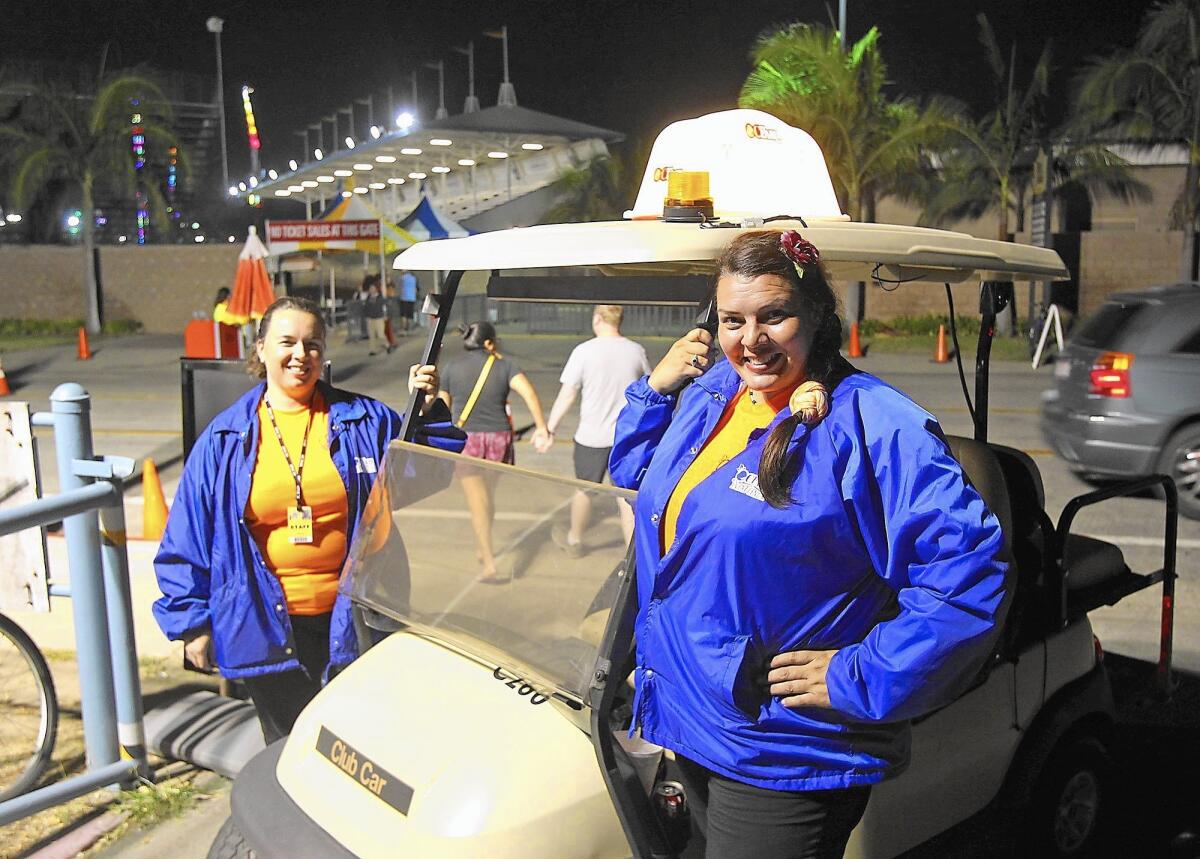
top-left (1093, 635), bottom-right (1105, 665)
top-left (1088, 351), bottom-right (1134, 397)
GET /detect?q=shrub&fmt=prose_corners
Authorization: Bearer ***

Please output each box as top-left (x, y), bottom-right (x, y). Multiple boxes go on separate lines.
top-left (0, 319), bottom-right (143, 336)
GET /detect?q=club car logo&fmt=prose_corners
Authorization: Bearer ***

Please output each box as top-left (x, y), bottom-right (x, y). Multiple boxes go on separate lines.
top-left (729, 464), bottom-right (765, 501)
top-left (744, 122), bottom-right (782, 142)
top-left (652, 166), bottom-right (676, 182)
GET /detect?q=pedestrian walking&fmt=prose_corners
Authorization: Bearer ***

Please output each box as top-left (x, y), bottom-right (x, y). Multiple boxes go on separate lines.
top-left (397, 268), bottom-right (418, 335)
top-left (364, 280), bottom-right (390, 355)
top-left (439, 321), bottom-right (551, 583)
top-left (539, 305), bottom-right (650, 555)
top-left (609, 230), bottom-right (1010, 858)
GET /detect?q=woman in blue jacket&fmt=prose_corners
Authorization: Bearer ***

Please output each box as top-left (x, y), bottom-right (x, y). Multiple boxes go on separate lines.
top-left (609, 231), bottom-right (1010, 858)
top-left (153, 296), bottom-right (454, 742)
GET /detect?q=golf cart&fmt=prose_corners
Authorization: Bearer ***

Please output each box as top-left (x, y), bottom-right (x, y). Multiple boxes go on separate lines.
top-left (210, 110), bottom-right (1178, 858)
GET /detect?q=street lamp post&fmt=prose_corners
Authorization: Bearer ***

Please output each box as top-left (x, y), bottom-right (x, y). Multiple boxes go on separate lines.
top-left (485, 26), bottom-right (517, 107)
top-left (206, 16), bottom-right (230, 191)
top-left (453, 42), bottom-right (480, 114)
top-left (424, 60), bottom-right (448, 119)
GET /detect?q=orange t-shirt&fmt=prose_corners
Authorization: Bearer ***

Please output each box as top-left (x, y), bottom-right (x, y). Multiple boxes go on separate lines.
top-left (661, 387), bottom-right (791, 555)
top-left (246, 391), bottom-right (349, 615)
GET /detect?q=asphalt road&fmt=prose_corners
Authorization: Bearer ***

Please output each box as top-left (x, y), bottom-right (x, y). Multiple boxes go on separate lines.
top-left (4, 325), bottom-right (1196, 673)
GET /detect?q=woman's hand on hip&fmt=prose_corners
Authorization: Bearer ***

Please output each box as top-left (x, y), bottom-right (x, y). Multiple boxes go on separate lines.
top-left (183, 631), bottom-right (213, 672)
top-left (647, 328), bottom-right (717, 395)
top-left (767, 649), bottom-right (838, 709)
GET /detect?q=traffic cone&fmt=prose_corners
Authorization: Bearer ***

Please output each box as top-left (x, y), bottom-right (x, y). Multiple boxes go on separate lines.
top-left (141, 458), bottom-right (169, 541)
top-left (847, 322), bottom-right (864, 358)
top-left (0, 357), bottom-right (10, 396)
top-left (933, 324), bottom-right (950, 364)
top-left (77, 327), bottom-right (92, 361)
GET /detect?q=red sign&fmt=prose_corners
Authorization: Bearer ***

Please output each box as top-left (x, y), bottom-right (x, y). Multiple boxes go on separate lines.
top-left (266, 220), bottom-right (381, 242)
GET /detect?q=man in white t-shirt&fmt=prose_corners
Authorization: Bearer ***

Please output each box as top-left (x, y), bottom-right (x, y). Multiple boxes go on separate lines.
top-left (539, 305), bottom-right (650, 556)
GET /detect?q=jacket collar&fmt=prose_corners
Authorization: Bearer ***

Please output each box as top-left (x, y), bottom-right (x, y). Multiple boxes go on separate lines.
top-left (209, 380), bottom-right (365, 434)
top-left (693, 359), bottom-right (744, 402)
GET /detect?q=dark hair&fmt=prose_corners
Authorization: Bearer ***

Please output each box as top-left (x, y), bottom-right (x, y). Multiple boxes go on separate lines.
top-left (461, 320), bottom-right (497, 351)
top-left (246, 296), bottom-right (327, 379)
top-left (215, 287), bottom-right (230, 304)
top-left (715, 230), bottom-right (846, 508)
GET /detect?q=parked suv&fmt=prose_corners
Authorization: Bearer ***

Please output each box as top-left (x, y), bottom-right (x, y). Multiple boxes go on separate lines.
top-left (1041, 283), bottom-right (1200, 518)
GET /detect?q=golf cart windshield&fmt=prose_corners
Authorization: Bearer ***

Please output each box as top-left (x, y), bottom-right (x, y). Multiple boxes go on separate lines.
top-left (341, 441), bottom-right (636, 703)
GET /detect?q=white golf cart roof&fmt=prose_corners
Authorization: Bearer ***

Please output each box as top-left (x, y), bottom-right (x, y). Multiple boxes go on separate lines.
top-left (395, 109), bottom-right (1068, 284)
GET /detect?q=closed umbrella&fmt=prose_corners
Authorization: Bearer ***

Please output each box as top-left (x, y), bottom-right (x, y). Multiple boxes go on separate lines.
top-left (225, 225), bottom-right (275, 326)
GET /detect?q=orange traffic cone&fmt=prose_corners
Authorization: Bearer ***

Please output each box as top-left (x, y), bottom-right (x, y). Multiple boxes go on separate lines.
top-left (0, 357), bottom-right (10, 396)
top-left (141, 458), bottom-right (169, 541)
top-left (933, 324), bottom-right (950, 364)
top-left (77, 327), bottom-right (92, 361)
top-left (847, 322), bottom-right (864, 358)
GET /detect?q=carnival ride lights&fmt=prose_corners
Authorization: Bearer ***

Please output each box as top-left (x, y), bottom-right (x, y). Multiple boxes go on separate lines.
top-left (241, 85), bottom-right (261, 151)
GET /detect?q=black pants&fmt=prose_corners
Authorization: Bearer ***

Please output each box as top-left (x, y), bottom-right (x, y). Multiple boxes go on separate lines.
top-left (240, 613), bottom-right (331, 744)
top-left (676, 757), bottom-right (871, 859)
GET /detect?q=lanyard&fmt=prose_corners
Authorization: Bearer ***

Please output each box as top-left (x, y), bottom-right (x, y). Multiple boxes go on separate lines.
top-left (263, 395), bottom-right (315, 505)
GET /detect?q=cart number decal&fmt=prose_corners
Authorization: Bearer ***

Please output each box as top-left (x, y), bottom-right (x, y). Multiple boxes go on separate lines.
top-left (493, 667), bottom-right (549, 705)
top-left (316, 726), bottom-right (414, 814)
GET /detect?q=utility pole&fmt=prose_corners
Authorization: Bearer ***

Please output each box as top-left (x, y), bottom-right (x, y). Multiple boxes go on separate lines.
top-left (453, 42), bottom-right (479, 113)
top-left (485, 26), bottom-right (517, 107)
top-left (206, 17), bottom-right (230, 191)
top-left (424, 60), bottom-right (448, 119)
top-left (839, 0), bottom-right (847, 50)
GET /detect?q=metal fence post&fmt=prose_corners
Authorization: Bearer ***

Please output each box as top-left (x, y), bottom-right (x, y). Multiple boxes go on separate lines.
top-left (50, 383), bottom-right (120, 772)
top-left (98, 457), bottom-right (150, 782)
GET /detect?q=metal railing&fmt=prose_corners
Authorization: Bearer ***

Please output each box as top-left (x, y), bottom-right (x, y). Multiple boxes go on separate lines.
top-left (448, 296), bottom-right (694, 337)
top-left (0, 383), bottom-right (150, 826)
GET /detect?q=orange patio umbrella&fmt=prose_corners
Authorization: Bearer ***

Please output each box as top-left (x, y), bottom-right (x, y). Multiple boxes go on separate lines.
top-left (225, 225), bottom-right (275, 326)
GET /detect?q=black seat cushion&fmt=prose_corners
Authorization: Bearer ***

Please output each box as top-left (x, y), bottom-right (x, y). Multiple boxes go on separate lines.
top-left (1062, 534), bottom-right (1129, 590)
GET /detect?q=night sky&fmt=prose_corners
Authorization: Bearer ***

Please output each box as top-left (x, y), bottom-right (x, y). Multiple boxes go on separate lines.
top-left (3, 0), bottom-right (1159, 178)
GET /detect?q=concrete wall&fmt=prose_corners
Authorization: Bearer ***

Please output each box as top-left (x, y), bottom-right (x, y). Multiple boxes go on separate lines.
top-left (0, 229), bottom-right (1189, 331)
top-left (0, 246), bottom-right (84, 319)
top-left (100, 245), bottom-right (242, 331)
top-left (1077, 230), bottom-right (1186, 317)
top-left (0, 244), bottom-right (241, 333)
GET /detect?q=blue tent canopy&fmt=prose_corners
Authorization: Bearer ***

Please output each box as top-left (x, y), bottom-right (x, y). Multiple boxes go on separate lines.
top-left (398, 196), bottom-right (473, 240)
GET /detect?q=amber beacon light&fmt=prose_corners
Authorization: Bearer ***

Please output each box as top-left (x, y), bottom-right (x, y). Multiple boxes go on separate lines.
top-left (662, 170), bottom-right (714, 222)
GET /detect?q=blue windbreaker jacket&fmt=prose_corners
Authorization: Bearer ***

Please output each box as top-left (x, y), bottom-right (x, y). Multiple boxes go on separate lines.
top-left (153, 381), bottom-right (405, 679)
top-left (609, 363), bottom-right (1009, 790)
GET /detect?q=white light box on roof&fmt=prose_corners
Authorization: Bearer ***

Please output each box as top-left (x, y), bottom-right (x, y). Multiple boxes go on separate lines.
top-left (626, 108), bottom-right (845, 221)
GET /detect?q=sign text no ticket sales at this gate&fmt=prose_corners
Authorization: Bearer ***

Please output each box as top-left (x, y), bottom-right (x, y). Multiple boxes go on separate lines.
top-left (266, 220), bottom-right (382, 242)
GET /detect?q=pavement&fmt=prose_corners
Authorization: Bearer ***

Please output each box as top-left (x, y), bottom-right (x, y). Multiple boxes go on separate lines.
top-left (2, 324), bottom-right (1198, 856)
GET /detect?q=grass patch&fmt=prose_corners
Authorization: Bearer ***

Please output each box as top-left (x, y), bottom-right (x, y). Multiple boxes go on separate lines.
top-left (860, 333), bottom-right (1031, 362)
top-left (114, 781), bottom-right (197, 826)
top-left (0, 319), bottom-right (144, 352)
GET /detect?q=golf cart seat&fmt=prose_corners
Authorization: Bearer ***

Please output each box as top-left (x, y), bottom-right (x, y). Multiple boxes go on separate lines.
top-left (985, 444), bottom-right (1129, 590)
top-left (945, 435), bottom-right (1019, 662)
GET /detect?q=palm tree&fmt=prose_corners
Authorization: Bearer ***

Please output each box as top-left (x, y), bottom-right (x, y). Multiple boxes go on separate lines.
top-left (540, 139), bottom-right (650, 224)
top-left (0, 72), bottom-right (179, 333)
top-left (1075, 0), bottom-right (1200, 278)
top-left (919, 15), bottom-right (1147, 242)
top-left (739, 24), bottom-right (959, 222)
top-left (541, 153), bottom-right (625, 223)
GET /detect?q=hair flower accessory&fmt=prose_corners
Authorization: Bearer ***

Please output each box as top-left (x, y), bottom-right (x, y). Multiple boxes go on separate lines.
top-left (780, 230), bottom-right (821, 279)
top-left (789, 380), bottom-right (830, 425)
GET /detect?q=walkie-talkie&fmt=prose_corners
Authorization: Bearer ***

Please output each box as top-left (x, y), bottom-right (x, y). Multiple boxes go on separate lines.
top-left (695, 298), bottom-right (718, 337)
